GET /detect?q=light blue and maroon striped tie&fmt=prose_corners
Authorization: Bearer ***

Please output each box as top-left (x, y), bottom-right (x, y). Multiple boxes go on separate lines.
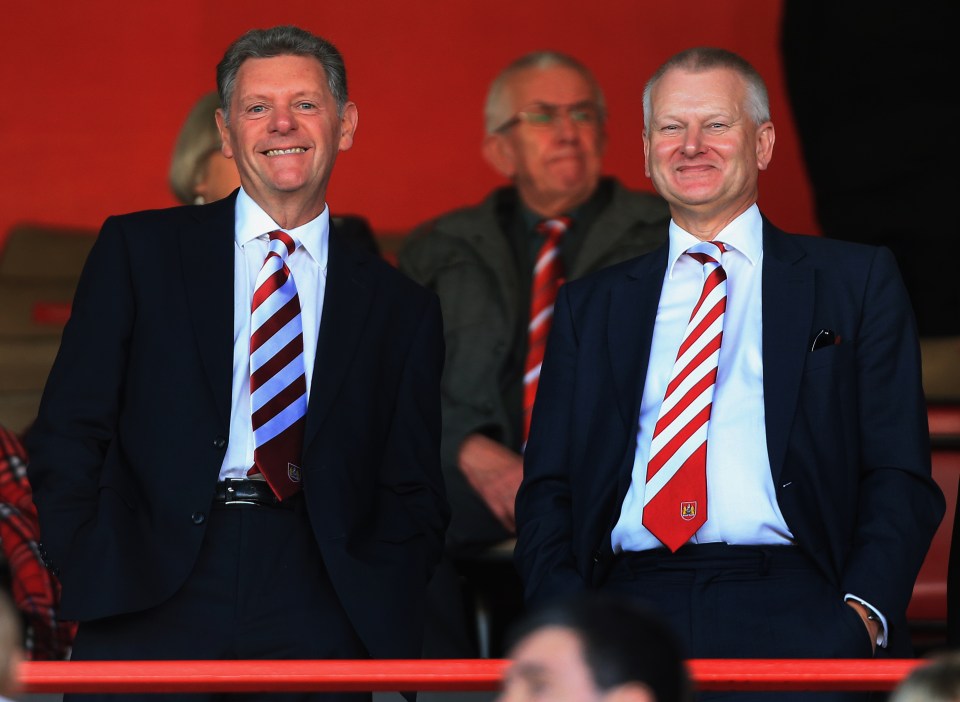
top-left (248, 230), bottom-right (307, 500)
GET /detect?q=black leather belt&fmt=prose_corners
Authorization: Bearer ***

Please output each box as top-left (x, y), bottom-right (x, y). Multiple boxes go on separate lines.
top-left (214, 478), bottom-right (286, 507)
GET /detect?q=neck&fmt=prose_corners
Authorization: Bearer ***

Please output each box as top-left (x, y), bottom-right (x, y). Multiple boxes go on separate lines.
top-left (671, 199), bottom-right (755, 241)
top-left (258, 198), bottom-right (326, 231)
top-left (519, 186), bottom-right (593, 220)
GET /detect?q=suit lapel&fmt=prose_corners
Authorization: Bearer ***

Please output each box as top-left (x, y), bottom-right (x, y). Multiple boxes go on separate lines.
top-left (304, 224), bottom-right (375, 447)
top-left (608, 246), bottom-right (668, 431)
top-left (179, 196), bottom-right (236, 428)
top-left (761, 221), bottom-right (814, 483)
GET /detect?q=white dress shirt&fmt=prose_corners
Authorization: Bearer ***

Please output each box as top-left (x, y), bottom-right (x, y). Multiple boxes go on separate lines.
top-left (219, 188), bottom-right (329, 480)
top-left (608, 204), bottom-right (888, 646)
top-left (612, 205), bottom-right (793, 551)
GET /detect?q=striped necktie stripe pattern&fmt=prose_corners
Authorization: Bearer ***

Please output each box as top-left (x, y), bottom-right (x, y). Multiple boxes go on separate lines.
top-left (522, 216), bottom-right (570, 446)
top-left (642, 241), bottom-right (727, 551)
top-left (248, 229), bottom-right (307, 500)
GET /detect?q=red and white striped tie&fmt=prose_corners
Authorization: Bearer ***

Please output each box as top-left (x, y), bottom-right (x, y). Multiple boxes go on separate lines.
top-left (642, 241), bottom-right (727, 551)
top-left (523, 216), bottom-right (570, 445)
top-left (248, 230), bottom-right (307, 500)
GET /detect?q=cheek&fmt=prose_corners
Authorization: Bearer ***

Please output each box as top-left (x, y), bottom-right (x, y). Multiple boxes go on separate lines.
top-left (647, 145), bottom-right (674, 175)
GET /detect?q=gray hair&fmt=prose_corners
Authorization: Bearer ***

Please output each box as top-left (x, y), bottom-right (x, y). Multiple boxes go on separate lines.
top-left (484, 51), bottom-right (607, 134)
top-left (217, 25), bottom-right (348, 123)
top-left (642, 47), bottom-right (769, 135)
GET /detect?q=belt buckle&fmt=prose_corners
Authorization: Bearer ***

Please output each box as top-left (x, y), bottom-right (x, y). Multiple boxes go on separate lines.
top-left (222, 478), bottom-right (259, 506)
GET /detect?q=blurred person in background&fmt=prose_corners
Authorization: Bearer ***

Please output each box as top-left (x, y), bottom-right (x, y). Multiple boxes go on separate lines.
top-left (0, 424), bottom-right (74, 661)
top-left (400, 50), bottom-right (669, 656)
top-left (169, 91), bottom-right (241, 206)
top-left (890, 654), bottom-right (960, 702)
top-left (498, 593), bottom-right (691, 702)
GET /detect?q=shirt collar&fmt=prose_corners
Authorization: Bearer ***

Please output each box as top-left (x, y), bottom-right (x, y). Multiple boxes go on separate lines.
top-left (666, 203), bottom-right (762, 277)
top-left (234, 187), bottom-right (329, 269)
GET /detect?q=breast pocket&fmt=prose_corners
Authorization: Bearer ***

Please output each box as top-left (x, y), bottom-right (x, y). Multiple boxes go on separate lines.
top-left (803, 339), bottom-right (855, 374)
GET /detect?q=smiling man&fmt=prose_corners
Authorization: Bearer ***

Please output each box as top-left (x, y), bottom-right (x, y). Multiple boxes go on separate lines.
top-left (399, 52), bottom-right (669, 656)
top-left (514, 47), bottom-right (944, 701)
top-left (26, 26), bottom-right (447, 702)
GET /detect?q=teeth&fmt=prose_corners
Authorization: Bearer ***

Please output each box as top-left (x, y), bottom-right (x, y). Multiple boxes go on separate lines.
top-left (265, 147), bottom-right (306, 156)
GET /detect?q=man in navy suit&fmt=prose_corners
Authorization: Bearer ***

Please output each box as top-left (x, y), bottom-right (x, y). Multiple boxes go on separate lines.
top-left (26, 25), bottom-right (447, 701)
top-left (514, 46), bottom-right (944, 690)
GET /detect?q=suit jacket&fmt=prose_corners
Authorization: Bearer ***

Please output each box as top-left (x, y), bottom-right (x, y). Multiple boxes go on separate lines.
top-left (399, 178), bottom-right (670, 550)
top-left (514, 217), bottom-right (945, 655)
top-left (25, 193), bottom-right (449, 660)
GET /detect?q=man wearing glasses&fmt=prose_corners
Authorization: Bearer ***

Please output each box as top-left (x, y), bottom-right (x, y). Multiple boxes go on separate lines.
top-left (399, 51), bottom-right (669, 656)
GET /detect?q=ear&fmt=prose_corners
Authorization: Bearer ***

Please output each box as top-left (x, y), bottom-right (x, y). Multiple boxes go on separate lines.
top-left (338, 101), bottom-right (359, 152)
top-left (215, 108), bottom-right (234, 159)
top-left (642, 131), bottom-right (652, 178)
top-left (756, 121), bottom-right (775, 171)
top-left (602, 682), bottom-right (656, 702)
top-left (482, 133), bottom-right (516, 179)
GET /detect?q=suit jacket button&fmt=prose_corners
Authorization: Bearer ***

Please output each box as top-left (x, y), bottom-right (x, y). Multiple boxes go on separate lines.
top-left (593, 550), bottom-right (604, 563)
top-left (213, 437), bottom-right (226, 449)
top-left (191, 512), bottom-right (206, 525)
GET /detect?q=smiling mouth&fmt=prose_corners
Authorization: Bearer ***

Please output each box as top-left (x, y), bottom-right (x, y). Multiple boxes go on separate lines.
top-left (264, 147), bottom-right (307, 156)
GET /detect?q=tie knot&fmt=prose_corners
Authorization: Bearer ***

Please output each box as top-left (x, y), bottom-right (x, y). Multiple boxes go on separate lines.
top-left (686, 240), bottom-right (725, 267)
top-left (268, 230), bottom-right (299, 260)
top-left (536, 216), bottom-right (572, 240)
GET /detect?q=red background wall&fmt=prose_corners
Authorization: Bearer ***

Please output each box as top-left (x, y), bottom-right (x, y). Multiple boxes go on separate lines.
top-left (0, 0), bottom-right (817, 248)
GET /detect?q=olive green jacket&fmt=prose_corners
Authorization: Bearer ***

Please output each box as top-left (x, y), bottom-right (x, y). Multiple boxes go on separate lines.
top-left (399, 179), bottom-right (669, 551)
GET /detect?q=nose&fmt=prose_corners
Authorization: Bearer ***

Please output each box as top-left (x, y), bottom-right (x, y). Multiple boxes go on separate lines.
top-left (269, 104), bottom-right (297, 134)
top-left (553, 110), bottom-right (580, 141)
top-left (682, 125), bottom-right (704, 156)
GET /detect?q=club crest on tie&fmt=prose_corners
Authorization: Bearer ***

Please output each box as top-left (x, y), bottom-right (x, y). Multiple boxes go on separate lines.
top-left (287, 463), bottom-right (302, 483)
top-left (680, 501), bottom-right (697, 521)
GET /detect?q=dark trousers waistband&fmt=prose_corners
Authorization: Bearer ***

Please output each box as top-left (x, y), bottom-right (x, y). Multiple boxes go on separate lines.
top-left (614, 543), bottom-right (810, 573)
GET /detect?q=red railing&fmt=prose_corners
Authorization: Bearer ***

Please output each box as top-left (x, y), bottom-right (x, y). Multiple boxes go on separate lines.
top-left (17, 659), bottom-right (926, 694)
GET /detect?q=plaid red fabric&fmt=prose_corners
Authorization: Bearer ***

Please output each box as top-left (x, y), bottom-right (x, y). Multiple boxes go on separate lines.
top-left (0, 425), bottom-right (75, 659)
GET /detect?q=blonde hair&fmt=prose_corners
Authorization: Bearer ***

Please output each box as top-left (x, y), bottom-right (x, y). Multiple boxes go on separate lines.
top-left (168, 91), bottom-right (223, 205)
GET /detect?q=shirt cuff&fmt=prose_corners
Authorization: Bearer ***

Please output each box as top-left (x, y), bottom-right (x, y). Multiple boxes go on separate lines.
top-left (844, 594), bottom-right (888, 648)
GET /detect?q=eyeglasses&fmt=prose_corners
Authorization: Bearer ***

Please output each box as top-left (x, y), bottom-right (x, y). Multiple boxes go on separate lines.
top-left (493, 101), bottom-right (604, 133)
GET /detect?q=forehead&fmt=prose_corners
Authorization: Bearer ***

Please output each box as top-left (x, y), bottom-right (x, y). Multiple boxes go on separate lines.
top-left (504, 65), bottom-right (595, 109)
top-left (510, 626), bottom-right (592, 679)
top-left (652, 66), bottom-right (746, 116)
top-left (232, 54), bottom-right (329, 101)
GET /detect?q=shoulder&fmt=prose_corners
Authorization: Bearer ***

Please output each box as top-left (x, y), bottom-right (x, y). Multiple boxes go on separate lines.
top-left (605, 178), bottom-right (672, 223)
top-left (567, 243), bottom-right (667, 296)
top-left (353, 245), bottom-right (438, 307)
top-left (104, 201), bottom-right (211, 231)
top-left (400, 188), bottom-right (508, 254)
top-left (765, 221), bottom-right (895, 269)
top-left (95, 200), bottom-right (227, 251)
top-left (397, 188), bottom-right (516, 280)
top-left (576, 179), bottom-right (670, 269)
